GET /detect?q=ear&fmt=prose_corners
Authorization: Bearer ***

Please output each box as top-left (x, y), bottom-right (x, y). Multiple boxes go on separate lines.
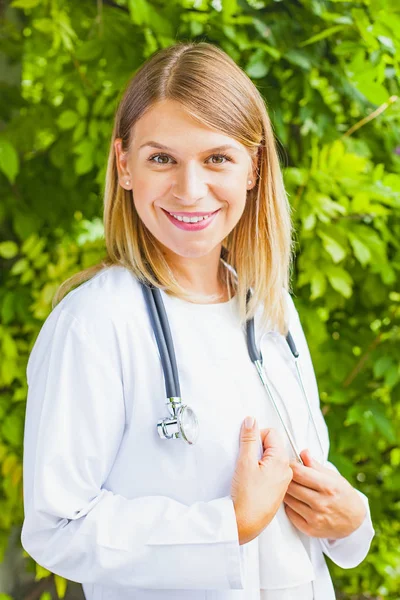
top-left (247, 147), bottom-right (260, 190)
top-left (114, 138), bottom-right (132, 190)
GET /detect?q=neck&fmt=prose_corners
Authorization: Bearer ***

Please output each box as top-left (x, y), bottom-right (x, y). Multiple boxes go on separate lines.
top-left (163, 246), bottom-right (230, 301)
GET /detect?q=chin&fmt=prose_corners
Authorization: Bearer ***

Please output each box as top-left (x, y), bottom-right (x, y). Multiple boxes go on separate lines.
top-left (161, 239), bottom-right (221, 260)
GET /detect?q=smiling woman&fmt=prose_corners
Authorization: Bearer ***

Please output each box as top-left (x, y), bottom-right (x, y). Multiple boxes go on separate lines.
top-left (50, 41), bottom-right (293, 332)
top-left (112, 98), bottom-right (258, 301)
top-left (21, 41), bottom-right (374, 600)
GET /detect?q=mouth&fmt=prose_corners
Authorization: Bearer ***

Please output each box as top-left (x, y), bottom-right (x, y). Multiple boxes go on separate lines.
top-left (161, 208), bottom-right (221, 232)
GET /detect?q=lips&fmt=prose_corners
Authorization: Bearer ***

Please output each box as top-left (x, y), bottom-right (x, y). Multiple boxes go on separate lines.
top-left (162, 207), bottom-right (220, 231)
top-left (161, 208), bottom-right (220, 217)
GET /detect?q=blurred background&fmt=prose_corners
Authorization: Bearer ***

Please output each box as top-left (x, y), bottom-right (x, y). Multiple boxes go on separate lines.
top-left (0, 0), bottom-right (399, 598)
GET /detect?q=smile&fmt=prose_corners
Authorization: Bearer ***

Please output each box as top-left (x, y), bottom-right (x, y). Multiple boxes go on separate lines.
top-left (161, 208), bottom-right (220, 231)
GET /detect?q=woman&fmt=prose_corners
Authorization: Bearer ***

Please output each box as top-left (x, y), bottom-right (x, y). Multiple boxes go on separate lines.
top-left (21, 42), bottom-right (374, 599)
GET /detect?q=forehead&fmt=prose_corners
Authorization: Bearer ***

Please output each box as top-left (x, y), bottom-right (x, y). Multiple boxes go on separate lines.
top-left (130, 99), bottom-right (248, 157)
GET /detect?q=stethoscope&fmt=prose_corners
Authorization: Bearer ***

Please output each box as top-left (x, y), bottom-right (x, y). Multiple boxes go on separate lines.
top-left (140, 278), bottom-right (325, 465)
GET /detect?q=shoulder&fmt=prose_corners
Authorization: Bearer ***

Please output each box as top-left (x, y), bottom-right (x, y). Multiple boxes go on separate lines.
top-left (42, 264), bottom-right (149, 345)
top-left (55, 264), bottom-right (144, 323)
top-left (27, 266), bottom-right (146, 382)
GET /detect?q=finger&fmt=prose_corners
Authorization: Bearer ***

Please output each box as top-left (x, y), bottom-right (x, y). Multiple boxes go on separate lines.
top-left (289, 462), bottom-right (330, 492)
top-left (261, 428), bottom-right (288, 460)
top-left (284, 505), bottom-right (310, 535)
top-left (300, 449), bottom-right (324, 471)
top-left (286, 481), bottom-right (320, 508)
top-left (260, 428), bottom-right (269, 447)
top-left (260, 427), bottom-right (283, 448)
top-left (239, 416), bottom-right (261, 463)
top-left (283, 494), bottom-right (313, 521)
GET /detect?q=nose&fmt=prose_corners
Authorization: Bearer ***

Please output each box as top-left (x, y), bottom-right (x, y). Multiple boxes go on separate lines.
top-left (171, 161), bottom-right (208, 204)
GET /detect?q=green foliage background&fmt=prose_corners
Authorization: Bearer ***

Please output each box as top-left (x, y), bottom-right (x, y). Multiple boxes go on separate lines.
top-left (1, 0), bottom-right (400, 598)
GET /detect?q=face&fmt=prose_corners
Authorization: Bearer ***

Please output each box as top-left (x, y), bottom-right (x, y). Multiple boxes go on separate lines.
top-left (114, 99), bottom-right (256, 266)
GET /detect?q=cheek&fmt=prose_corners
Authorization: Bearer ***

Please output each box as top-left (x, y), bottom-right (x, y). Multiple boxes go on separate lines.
top-left (224, 188), bottom-right (247, 222)
top-left (130, 179), bottom-right (163, 220)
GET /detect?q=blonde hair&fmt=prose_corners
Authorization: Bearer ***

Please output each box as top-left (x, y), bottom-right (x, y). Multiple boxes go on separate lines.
top-left (53, 41), bottom-right (295, 335)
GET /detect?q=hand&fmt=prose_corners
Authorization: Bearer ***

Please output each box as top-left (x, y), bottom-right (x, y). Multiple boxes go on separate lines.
top-left (231, 418), bottom-right (293, 545)
top-left (283, 449), bottom-right (367, 540)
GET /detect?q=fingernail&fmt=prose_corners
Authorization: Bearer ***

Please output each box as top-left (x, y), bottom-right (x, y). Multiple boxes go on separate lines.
top-left (245, 416), bottom-right (255, 430)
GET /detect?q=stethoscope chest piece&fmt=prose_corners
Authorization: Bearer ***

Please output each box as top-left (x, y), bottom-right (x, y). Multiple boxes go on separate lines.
top-left (157, 397), bottom-right (199, 445)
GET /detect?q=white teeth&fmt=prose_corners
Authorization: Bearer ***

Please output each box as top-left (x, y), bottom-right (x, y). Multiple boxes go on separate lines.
top-left (168, 213), bottom-right (211, 223)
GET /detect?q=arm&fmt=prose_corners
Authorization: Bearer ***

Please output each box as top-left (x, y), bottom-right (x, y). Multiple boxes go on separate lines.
top-left (21, 308), bottom-right (245, 589)
top-left (284, 290), bottom-right (375, 568)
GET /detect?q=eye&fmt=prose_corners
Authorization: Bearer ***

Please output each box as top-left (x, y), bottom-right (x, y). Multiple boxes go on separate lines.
top-left (147, 152), bottom-right (234, 165)
top-left (147, 153), bottom-right (172, 165)
top-left (207, 153), bottom-right (233, 165)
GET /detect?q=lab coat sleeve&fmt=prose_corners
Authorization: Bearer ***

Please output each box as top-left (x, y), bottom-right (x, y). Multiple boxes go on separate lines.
top-left (285, 291), bottom-right (375, 569)
top-left (317, 462), bottom-right (375, 568)
top-left (21, 307), bottom-right (245, 589)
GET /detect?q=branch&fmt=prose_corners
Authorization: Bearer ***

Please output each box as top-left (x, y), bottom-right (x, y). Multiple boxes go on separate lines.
top-left (342, 95), bottom-right (398, 138)
top-left (343, 332), bottom-right (383, 387)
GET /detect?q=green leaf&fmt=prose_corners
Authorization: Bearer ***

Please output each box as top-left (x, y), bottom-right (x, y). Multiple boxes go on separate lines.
top-left (370, 405), bottom-right (397, 444)
top-left (25, 237), bottom-right (46, 260)
top-left (10, 0), bottom-right (41, 7)
top-left (21, 233), bottom-right (40, 255)
top-left (373, 356), bottom-right (394, 379)
top-left (245, 50), bottom-right (269, 78)
top-left (20, 267), bottom-right (35, 284)
top-left (284, 50), bottom-right (312, 70)
top-left (2, 332), bottom-right (17, 359)
top-left (0, 241), bottom-right (18, 259)
top-left (385, 365), bottom-right (400, 388)
top-left (303, 213), bottom-right (316, 231)
top-left (1, 292), bottom-right (15, 325)
top-left (10, 257), bottom-right (29, 275)
top-left (77, 96), bottom-right (89, 117)
top-left (32, 18), bottom-right (54, 33)
top-left (285, 167), bottom-right (308, 186)
top-left (54, 575), bottom-right (68, 598)
top-left (57, 110), bottom-right (79, 130)
top-left (310, 271), bottom-right (327, 299)
top-left (348, 234), bottom-right (371, 266)
top-left (314, 194), bottom-right (347, 219)
top-left (327, 390), bottom-right (348, 405)
top-left (300, 25), bottom-right (348, 47)
top-left (75, 154), bottom-right (94, 175)
top-left (2, 412), bottom-right (24, 447)
top-left (318, 231), bottom-right (346, 263)
top-left (325, 265), bottom-right (353, 297)
top-left (35, 563), bottom-right (51, 580)
top-left (353, 79), bottom-right (389, 105)
top-left (75, 40), bottom-right (102, 61)
top-left (128, 0), bottom-right (151, 26)
top-left (0, 139), bottom-right (19, 184)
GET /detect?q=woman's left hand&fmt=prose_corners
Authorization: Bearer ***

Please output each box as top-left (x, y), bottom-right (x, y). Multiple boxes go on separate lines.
top-left (283, 449), bottom-right (367, 540)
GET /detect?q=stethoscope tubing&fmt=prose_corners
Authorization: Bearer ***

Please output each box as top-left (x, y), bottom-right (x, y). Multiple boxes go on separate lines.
top-left (246, 301), bottom-right (304, 463)
top-left (141, 281), bottom-right (325, 464)
top-left (141, 284), bottom-right (179, 398)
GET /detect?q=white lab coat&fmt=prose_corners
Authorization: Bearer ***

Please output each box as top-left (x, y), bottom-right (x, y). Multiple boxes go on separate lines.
top-left (21, 265), bottom-right (375, 599)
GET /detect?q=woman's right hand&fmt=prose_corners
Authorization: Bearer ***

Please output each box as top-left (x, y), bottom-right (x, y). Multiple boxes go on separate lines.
top-left (230, 416), bottom-right (293, 545)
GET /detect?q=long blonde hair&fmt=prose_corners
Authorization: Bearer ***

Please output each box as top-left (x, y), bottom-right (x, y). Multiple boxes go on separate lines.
top-left (53, 41), bottom-right (295, 335)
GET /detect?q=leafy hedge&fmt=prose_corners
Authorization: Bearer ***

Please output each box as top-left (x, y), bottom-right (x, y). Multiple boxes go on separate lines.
top-left (0, 0), bottom-right (399, 598)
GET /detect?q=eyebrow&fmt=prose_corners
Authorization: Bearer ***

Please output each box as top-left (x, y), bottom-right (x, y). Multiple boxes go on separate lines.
top-left (138, 141), bottom-right (242, 154)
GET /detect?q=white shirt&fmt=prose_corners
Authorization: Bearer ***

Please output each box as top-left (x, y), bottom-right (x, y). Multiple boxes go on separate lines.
top-left (21, 265), bottom-right (375, 600)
